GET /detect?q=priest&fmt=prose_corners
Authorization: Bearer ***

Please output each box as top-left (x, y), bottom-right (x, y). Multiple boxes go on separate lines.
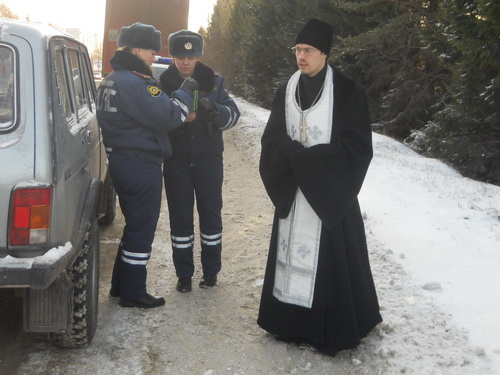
top-left (257, 18), bottom-right (383, 356)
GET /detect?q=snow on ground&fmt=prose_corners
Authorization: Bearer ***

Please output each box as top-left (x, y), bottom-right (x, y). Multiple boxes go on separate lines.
top-left (3, 97), bottom-right (499, 375)
top-left (234, 97), bottom-right (500, 374)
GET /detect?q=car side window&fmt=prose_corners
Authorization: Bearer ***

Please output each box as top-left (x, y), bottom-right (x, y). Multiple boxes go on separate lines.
top-left (68, 48), bottom-right (86, 112)
top-left (0, 45), bottom-right (16, 132)
top-left (53, 48), bottom-right (73, 120)
top-left (80, 48), bottom-right (96, 111)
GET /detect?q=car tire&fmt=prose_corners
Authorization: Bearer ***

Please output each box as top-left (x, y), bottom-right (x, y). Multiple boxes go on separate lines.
top-left (98, 174), bottom-right (116, 225)
top-left (49, 217), bottom-right (99, 347)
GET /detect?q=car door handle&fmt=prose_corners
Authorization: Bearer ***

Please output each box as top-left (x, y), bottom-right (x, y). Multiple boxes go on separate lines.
top-left (82, 130), bottom-right (92, 144)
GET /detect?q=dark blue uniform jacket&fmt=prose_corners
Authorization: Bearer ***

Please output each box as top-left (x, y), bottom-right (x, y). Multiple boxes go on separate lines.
top-left (97, 51), bottom-right (194, 164)
top-left (160, 62), bottom-right (240, 162)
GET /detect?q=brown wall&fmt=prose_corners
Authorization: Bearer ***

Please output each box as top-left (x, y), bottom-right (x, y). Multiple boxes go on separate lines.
top-left (102, 0), bottom-right (189, 76)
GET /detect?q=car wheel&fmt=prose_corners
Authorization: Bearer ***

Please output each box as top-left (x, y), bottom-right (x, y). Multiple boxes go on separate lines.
top-left (49, 217), bottom-right (99, 347)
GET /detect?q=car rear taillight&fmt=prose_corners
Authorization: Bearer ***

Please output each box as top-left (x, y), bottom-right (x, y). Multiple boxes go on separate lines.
top-left (9, 187), bottom-right (52, 246)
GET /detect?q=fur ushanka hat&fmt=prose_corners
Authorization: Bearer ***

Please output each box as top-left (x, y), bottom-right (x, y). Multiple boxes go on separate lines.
top-left (118, 22), bottom-right (162, 52)
top-left (168, 30), bottom-right (204, 57)
top-left (295, 18), bottom-right (333, 56)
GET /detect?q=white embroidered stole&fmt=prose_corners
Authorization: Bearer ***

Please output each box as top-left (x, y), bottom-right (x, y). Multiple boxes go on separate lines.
top-left (273, 66), bottom-right (333, 308)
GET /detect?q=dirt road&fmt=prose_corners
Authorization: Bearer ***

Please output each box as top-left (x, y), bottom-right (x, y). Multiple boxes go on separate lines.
top-left (1, 127), bottom-right (374, 374)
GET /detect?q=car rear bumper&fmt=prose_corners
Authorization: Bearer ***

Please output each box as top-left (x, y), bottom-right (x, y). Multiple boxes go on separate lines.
top-left (0, 243), bottom-right (74, 289)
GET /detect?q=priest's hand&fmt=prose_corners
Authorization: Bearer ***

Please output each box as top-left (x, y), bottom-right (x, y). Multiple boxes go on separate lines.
top-left (279, 139), bottom-right (304, 157)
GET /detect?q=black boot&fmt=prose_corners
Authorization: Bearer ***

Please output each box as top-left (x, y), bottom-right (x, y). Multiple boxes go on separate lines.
top-left (199, 274), bottom-right (217, 288)
top-left (119, 293), bottom-right (165, 308)
top-left (109, 285), bottom-right (120, 297)
top-left (176, 277), bottom-right (192, 293)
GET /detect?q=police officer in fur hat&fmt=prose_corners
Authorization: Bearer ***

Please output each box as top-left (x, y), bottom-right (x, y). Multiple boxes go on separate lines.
top-left (96, 22), bottom-right (199, 308)
top-left (159, 30), bottom-right (240, 293)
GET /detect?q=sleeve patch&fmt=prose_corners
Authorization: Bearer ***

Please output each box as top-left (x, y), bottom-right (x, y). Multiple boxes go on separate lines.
top-left (147, 85), bottom-right (161, 97)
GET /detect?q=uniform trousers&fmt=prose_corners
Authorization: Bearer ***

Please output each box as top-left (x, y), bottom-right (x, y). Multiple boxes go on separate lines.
top-left (108, 152), bottom-right (163, 299)
top-left (163, 156), bottom-right (223, 278)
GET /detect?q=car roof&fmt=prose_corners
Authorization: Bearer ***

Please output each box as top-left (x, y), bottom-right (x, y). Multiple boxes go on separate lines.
top-left (0, 18), bottom-right (73, 48)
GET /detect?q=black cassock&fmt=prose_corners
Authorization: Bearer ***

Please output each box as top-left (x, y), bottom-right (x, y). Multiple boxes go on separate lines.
top-left (257, 65), bottom-right (382, 356)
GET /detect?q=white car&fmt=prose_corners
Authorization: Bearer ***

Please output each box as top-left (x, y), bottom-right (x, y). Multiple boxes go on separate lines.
top-left (0, 19), bottom-right (116, 347)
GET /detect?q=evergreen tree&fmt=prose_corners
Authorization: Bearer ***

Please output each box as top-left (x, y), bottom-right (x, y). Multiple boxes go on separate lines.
top-left (203, 0), bottom-right (499, 184)
top-left (203, 0), bottom-right (239, 89)
top-left (225, 0), bottom-right (261, 98)
top-left (242, 0), bottom-right (299, 107)
top-left (335, 0), bottom-right (449, 140)
top-left (410, 0), bottom-right (500, 184)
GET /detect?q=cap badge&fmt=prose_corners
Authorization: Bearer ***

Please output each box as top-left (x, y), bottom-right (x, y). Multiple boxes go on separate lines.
top-left (184, 42), bottom-right (193, 50)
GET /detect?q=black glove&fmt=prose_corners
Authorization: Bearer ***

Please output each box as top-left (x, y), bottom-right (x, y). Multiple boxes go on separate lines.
top-left (199, 98), bottom-right (218, 122)
top-left (199, 97), bottom-right (216, 112)
top-left (199, 98), bottom-right (219, 137)
top-left (179, 77), bottom-right (199, 94)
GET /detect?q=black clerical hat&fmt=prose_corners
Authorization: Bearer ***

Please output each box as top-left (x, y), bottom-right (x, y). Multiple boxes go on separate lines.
top-left (295, 18), bottom-right (333, 55)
